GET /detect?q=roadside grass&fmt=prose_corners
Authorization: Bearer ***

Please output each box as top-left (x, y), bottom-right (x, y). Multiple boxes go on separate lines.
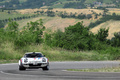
top-left (0, 60), bottom-right (18, 64)
top-left (0, 42), bottom-right (23, 60)
top-left (67, 67), bottom-right (120, 72)
top-left (0, 41), bottom-right (115, 62)
top-left (22, 43), bottom-right (113, 61)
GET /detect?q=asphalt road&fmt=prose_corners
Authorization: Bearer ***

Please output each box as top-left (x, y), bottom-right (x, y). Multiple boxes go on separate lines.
top-left (0, 61), bottom-right (120, 80)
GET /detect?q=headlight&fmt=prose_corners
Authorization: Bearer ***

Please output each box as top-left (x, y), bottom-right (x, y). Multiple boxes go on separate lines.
top-left (42, 58), bottom-right (46, 62)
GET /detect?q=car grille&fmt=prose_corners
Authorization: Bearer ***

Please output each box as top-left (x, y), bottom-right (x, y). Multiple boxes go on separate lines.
top-left (29, 63), bottom-right (41, 67)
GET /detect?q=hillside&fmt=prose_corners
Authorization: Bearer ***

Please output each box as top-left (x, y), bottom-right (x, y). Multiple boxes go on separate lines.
top-left (13, 8), bottom-right (102, 31)
top-left (90, 20), bottom-right (120, 39)
top-left (16, 16), bottom-right (93, 31)
top-left (2, 8), bottom-right (120, 39)
top-left (14, 8), bottom-right (120, 39)
top-left (1, 0), bottom-right (120, 9)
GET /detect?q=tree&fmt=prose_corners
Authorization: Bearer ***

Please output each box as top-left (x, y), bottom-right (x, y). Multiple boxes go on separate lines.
top-left (6, 18), bottom-right (19, 33)
top-left (47, 10), bottom-right (55, 17)
top-left (50, 22), bottom-right (91, 50)
top-left (96, 28), bottom-right (109, 42)
top-left (86, 14), bottom-right (92, 19)
top-left (112, 13), bottom-right (116, 16)
top-left (0, 20), bottom-right (4, 28)
top-left (111, 32), bottom-right (120, 47)
top-left (14, 19), bottom-right (45, 47)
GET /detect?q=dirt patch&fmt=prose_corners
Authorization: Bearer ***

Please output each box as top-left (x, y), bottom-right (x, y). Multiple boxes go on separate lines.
top-left (44, 17), bottom-right (92, 32)
top-left (44, 18), bottom-right (76, 31)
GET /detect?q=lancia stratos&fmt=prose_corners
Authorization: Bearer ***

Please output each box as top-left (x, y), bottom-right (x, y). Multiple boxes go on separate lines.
top-left (18, 52), bottom-right (49, 71)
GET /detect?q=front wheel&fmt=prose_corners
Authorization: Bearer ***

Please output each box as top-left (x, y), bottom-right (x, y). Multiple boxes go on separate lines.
top-left (19, 66), bottom-right (26, 71)
top-left (42, 65), bottom-right (49, 71)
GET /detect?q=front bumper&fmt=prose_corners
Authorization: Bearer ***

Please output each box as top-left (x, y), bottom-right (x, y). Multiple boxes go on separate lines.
top-left (22, 63), bottom-right (49, 68)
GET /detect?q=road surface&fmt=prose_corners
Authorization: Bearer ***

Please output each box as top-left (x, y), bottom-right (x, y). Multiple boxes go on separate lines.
top-left (0, 61), bottom-right (120, 80)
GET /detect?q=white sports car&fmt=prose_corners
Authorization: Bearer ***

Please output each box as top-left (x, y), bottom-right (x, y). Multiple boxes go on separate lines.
top-left (18, 52), bottom-right (49, 71)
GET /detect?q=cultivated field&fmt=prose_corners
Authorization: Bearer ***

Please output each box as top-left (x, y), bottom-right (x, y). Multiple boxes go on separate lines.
top-left (16, 16), bottom-right (94, 32)
top-left (16, 8), bottom-right (103, 15)
top-left (15, 8), bottom-right (100, 31)
top-left (90, 20), bottom-right (120, 39)
top-left (4, 8), bottom-right (120, 39)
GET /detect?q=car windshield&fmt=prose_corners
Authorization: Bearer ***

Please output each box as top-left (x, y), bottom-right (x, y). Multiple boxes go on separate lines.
top-left (24, 53), bottom-right (43, 58)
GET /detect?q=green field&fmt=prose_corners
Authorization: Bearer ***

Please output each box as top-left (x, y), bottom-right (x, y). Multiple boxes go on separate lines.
top-left (19, 0), bottom-right (27, 3)
top-left (85, 0), bottom-right (112, 4)
top-left (67, 67), bottom-right (120, 72)
top-left (85, 0), bottom-right (96, 4)
top-left (103, 0), bottom-right (112, 3)
top-left (0, 0), bottom-right (27, 3)
top-left (50, 0), bottom-right (81, 8)
top-left (0, 0), bottom-right (10, 3)
top-left (50, 3), bottom-right (64, 8)
top-left (0, 11), bottom-right (32, 20)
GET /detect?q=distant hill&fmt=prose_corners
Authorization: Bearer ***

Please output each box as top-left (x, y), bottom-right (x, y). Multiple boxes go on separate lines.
top-left (90, 20), bottom-right (120, 39)
top-left (1, 0), bottom-right (120, 9)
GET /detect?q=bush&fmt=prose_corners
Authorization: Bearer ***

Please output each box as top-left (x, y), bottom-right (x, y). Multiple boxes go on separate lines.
top-left (45, 22), bottom-right (109, 51)
top-left (14, 19), bottom-right (45, 47)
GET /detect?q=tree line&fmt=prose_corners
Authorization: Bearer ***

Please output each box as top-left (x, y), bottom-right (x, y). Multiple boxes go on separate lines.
top-left (38, 9), bottom-right (100, 19)
top-left (89, 13), bottom-right (120, 28)
top-left (0, 14), bottom-right (41, 28)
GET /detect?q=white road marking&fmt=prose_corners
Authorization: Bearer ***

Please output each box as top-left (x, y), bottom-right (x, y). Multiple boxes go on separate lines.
top-left (62, 69), bottom-right (120, 73)
top-left (0, 71), bottom-right (38, 77)
top-left (1, 69), bottom-right (120, 79)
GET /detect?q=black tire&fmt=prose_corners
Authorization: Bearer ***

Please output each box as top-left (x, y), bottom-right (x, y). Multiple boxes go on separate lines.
top-left (42, 65), bottom-right (49, 71)
top-left (19, 65), bottom-right (26, 71)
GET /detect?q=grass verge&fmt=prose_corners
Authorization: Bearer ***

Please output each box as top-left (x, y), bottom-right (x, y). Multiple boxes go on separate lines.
top-left (67, 67), bottom-right (120, 72)
top-left (0, 41), bottom-right (116, 63)
top-left (0, 60), bottom-right (18, 64)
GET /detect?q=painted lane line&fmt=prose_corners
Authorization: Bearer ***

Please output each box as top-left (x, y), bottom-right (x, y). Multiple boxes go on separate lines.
top-left (0, 71), bottom-right (38, 77)
top-left (1, 70), bottom-right (120, 79)
top-left (62, 69), bottom-right (120, 73)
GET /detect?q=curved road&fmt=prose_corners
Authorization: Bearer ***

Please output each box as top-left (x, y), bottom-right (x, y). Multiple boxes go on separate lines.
top-left (0, 61), bottom-right (120, 80)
